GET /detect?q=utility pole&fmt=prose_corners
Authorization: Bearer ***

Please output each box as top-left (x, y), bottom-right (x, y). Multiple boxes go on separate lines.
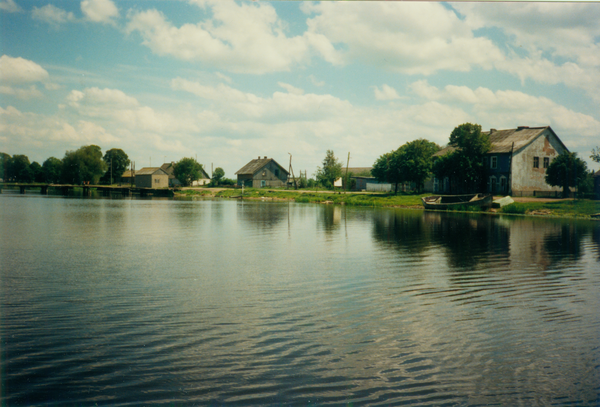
top-left (288, 153), bottom-right (298, 190)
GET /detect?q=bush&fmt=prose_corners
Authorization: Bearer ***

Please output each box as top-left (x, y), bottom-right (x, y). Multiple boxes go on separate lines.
top-left (501, 203), bottom-right (527, 214)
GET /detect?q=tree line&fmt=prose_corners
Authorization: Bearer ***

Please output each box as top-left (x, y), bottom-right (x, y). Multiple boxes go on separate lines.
top-left (0, 145), bottom-right (233, 187)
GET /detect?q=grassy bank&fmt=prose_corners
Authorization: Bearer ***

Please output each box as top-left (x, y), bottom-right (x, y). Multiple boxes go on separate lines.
top-left (177, 188), bottom-right (600, 220)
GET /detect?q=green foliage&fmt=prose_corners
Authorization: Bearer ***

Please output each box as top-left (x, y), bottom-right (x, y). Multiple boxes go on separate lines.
top-left (174, 157), bottom-right (204, 187)
top-left (102, 148), bottom-right (130, 184)
top-left (30, 161), bottom-right (44, 183)
top-left (220, 178), bottom-right (235, 186)
top-left (42, 157), bottom-right (62, 183)
top-left (0, 152), bottom-right (10, 181)
top-left (500, 203), bottom-right (527, 214)
top-left (315, 150), bottom-right (343, 189)
top-left (591, 146), bottom-right (600, 163)
top-left (61, 145), bottom-right (107, 184)
top-left (433, 123), bottom-right (490, 193)
top-left (372, 151), bottom-right (402, 192)
top-left (545, 152), bottom-right (588, 198)
top-left (11, 154), bottom-right (33, 183)
top-left (396, 139), bottom-right (440, 192)
top-left (212, 167), bottom-right (225, 185)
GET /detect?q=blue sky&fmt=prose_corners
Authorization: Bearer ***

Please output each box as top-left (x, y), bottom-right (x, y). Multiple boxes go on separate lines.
top-left (1, 0), bottom-right (599, 177)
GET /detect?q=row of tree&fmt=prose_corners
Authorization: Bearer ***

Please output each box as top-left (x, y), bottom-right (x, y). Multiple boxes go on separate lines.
top-left (0, 146), bottom-right (232, 187)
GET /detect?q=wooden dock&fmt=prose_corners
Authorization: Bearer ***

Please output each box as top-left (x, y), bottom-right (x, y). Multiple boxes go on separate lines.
top-left (0, 183), bottom-right (175, 197)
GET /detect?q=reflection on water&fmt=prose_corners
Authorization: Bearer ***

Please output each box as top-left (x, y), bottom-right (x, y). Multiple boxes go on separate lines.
top-left (1, 195), bottom-right (599, 406)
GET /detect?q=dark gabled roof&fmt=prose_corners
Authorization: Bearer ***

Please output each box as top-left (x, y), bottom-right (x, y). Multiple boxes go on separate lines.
top-left (594, 169), bottom-right (600, 177)
top-left (160, 162), bottom-right (210, 179)
top-left (434, 126), bottom-right (568, 157)
top-left (346, 167), bottom-right (372, 175)
top-left (235, 157), bottom-right (289, 176)
top-left (135, 167), bottom-right (168, 176)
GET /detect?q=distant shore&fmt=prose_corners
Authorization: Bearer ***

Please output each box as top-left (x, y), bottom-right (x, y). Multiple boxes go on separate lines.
top-left (177, 187), bottom-right (600, 220)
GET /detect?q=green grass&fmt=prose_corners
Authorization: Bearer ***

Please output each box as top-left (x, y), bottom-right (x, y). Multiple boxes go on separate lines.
top-left (178, 188), bottom-right (600, 220)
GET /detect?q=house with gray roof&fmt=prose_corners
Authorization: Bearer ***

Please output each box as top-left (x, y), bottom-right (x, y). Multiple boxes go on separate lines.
top-left (160, 162), bottom-right (211, 187)
top-left (434, 126), bottom-right (569, 196)
top-left (235, 156), bottom-right (289, 188)
top-left (134, 167), bottom-right (169, 188)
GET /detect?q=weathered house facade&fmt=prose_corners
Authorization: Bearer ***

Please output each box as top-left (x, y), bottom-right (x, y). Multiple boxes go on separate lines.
top-left (236, 157), bottom-right (289, 187)
top-left (160, 162), bottom-right (211, 187)
top-left (134, 167), bottom-right (169, 188)
top-left (434, 126), bottom-right (568, 196)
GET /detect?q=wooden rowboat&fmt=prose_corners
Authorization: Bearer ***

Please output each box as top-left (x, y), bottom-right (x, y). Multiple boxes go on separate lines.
top-left (421, 193), bottom-right (492, 210)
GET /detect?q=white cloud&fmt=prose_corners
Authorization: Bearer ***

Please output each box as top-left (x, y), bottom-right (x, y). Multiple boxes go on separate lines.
top-left (66, 87), bottom-right (139, 109)
top-left (32, 4), bottom-right (76, 27)
top-left (374, 84), bottom-right (400, 101)
top-left (81, 0), bottom-right (119, 24)
top-left (278, 82), bottom-right (304, 95)
top-left (0, 85), bottom-right (43, 99)
top-left (0, 55), bottom-right (49, 84)
top-left (0, 0), bottom-right (20, 12)
top-left (302, 2), bottom-right (504, 75)
top-left (126, 1), bottom-right (310, 74)
top-left (410, 80), bottom-right (600, 139)
top-left (308, 75), bottom-right (325, 87)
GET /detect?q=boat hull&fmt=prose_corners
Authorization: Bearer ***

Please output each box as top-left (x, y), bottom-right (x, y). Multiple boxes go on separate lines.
top-left (421, 194), bottom-right (492, 210)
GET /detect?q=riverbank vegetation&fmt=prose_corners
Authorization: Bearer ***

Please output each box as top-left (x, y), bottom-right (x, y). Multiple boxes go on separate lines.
top-left (178, 187), bottom-right (599, 219)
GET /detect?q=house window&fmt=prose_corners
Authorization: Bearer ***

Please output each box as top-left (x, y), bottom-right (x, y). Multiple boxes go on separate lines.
top-left (500, 176), bottom-right (507, 193)
top-left (261, 180), bottom-right (266, 187)
top-left (274, 169), bottom-right (279, 177)
top-left (543, 157), bottom-right (549, 169)
top-left (490, 156), bottom-right (497, 169)
top-left (533, 157), bottom-right (539, 168)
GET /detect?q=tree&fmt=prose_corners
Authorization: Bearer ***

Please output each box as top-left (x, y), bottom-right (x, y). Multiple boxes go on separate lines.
top-left (174, 157), bottom-right (203, 187)
top-left (433, 123), bottom-right (490, 193)
top-left (372, 151), bottom-right (404, 193)
top-left (42, 157), bottom-right (62, 183)
top-left (102, 148), bottom-right (130, 184)
top-left (212, 167), bottom-right (225, 185)
top-left (545, 152), bottom-right (588, 198)
top-left (61, 145), bottom-right (107, 184)
top-left (11, 154), bottom-right (33, 183)
top-left (396, 139), bottom-right (440, 192)
top-left (591, 146), bottom-right (600, 163)
top-left (30, 161), bottom-right (44, 183)
top-left (315, 150), bottom-right (343, 189)
top-left (0, 152), bottom-right (11, 181)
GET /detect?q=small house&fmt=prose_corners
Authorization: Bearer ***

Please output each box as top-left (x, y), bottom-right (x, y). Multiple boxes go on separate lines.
top-left (434, 126), bottom-right (569, 196)
top-left (120, 170), bottom-right (134, 184)
top-left (160, 162), bottom-right (211, 187)
top-left (134, 167), bottom-right (169, 188)
top-left (236, 156), bottom-right (289, 187)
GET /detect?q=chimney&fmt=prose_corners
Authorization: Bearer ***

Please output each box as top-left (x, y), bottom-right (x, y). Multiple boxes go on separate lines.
top-left (258, 156), bottom-right (260, 159)
top-left (490, 128), bottom-right (496, 133)
top-left (264, 156), bottom-right (267, 159)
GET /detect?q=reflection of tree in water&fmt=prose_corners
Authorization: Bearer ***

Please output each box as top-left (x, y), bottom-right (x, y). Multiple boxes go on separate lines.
top-left (543, 222), bottom-right (593, 265)
top-left (371, 209), bottom-right (432, 254)
top-left (237, 201), bottom-right (288, 230)
top-left (429, 213), bottom-right (510, 269)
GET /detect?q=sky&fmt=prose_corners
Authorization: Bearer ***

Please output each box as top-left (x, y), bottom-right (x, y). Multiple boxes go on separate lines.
top-left (1, 0), bottom-right (599, 178)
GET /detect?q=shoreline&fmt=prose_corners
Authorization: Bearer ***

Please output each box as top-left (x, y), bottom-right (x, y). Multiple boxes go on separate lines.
top-left (177, 187), bottom-right (600, 221)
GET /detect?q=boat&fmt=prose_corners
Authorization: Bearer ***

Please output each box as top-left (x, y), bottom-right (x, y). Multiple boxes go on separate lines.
top-left (421, 193), bottom-right (492, 210)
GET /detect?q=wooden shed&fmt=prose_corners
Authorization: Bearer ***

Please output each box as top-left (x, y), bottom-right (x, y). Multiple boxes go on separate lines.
top-left (134, 167), bottom-right (169, 188)
top-left (235, 156), bottom-right (289, 188)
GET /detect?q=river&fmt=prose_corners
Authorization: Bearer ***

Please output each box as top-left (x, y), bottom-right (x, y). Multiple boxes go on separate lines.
top-left (1, 192), bottom-right (599, 406)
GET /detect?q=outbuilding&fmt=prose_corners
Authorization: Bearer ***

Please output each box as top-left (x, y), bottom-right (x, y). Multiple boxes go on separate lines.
top-left (134, 167), bottom-right (169, 188)
top-left (235, 156), bottom-right (289, 188)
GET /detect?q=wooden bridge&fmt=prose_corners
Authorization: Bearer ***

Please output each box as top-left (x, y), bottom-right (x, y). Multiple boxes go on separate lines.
top-left (0, 183), bottom-right (175, 197)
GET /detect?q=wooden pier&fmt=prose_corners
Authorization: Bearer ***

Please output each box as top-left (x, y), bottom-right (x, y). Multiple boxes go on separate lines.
top-left (0, 183), bottom-right (175, 197)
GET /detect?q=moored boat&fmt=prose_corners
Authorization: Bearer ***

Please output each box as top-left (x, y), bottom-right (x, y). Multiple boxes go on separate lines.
top-left (421, 193), bottom-right (492, 210)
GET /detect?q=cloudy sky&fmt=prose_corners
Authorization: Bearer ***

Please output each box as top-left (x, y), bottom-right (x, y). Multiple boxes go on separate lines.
top-left (1, 0), bottom-right (599, 177)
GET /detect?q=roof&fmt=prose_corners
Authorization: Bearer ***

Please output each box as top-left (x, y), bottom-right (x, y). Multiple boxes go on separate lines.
top-left (121, 170), bottom-right (134, 177)
top-left (434, 126), bottom-right (568, 157)
top-left (135, 167), bottom-right (168, 176)
top-left (594, 170), bottom-right (600, 177)
top-left (160, 162), bottom-right (210, 179)
top-left (346, 167), bottom-right (372, 175)
top-left (235, 157), bottom-right (289, 176)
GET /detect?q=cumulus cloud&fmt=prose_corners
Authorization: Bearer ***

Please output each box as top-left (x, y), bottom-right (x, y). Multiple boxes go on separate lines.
top-left (81, 0), bottom-right (119, 24)
top-left (374, 84), bottom-right (400, 101)
top-left (301, 2), bottom-right (504, 75)
top-left (0, 55), bottom-right (49, 84)
top-left (32, 4), bottom-right (76, 27)
top-left (126, 1), bottom-right (310, 74)
top-left (0, 0), bottom-right (20, 12)
top-left (278, 82), bottom-right (304, 95)
top-left (410, 80), bottom-right (600, 138)
top-left (0, 85), bottom-right (43, 99)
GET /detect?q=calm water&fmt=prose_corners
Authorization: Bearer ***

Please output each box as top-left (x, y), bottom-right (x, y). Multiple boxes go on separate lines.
top-left (1, 192), bottom-right (599, 406)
